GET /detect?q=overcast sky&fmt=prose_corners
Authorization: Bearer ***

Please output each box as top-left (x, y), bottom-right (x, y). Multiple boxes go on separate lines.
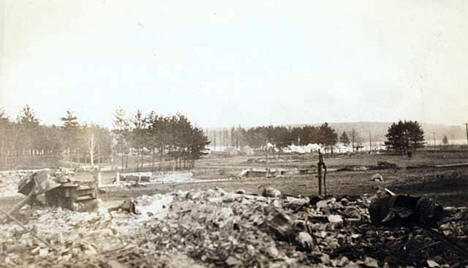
top-left (0, 0), bottom-right (467, 128)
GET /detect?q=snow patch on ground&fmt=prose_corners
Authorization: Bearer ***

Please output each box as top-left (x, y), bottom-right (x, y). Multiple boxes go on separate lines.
top-left (135, 194), bottom-right (174, 222)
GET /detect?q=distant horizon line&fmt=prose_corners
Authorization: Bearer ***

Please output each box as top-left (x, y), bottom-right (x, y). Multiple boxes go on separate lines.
top-left (1, 106), bottom-right (465, 130)
top-left (203, 121), bottom-right (466, 130)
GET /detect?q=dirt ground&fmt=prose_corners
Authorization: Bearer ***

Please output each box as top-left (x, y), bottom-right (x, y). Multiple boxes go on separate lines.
top-left (1, 150), bottom-right (468, 209)
top-left (95, 151), bottom-right (468, 207)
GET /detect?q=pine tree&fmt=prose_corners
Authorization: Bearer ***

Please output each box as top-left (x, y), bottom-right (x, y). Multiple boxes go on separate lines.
top-left (130, 110), bottom-right (148, 171)
top-left (17, 105), bottom-right (39, 127)
top-left (339, 131), bottom-right (350, 145)
top-left (442, 135), bottom-right (449, 145)
top-left (350, 129), bottom-right (361, 151)
top-left (318, 123), bottom-right (338, 153)
top-left (113, 108), bottom-right (130, 170)
top-left (60, 110), bottom-right (82, 163)
top-left (385, 120), bottom-right (425, 155)
top-left (16, 105), bottom-right (40, 157)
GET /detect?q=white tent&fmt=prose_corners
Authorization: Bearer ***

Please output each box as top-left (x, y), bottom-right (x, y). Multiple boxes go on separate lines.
top-left (283, 143), bottom-right (322, 154)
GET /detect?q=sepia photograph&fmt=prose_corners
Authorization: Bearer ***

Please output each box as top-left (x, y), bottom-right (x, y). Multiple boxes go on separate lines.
top-left (0, 1), bottom-right (467, 267)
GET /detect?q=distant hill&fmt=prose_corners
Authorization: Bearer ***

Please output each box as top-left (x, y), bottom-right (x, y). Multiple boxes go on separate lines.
top-left (327, 122), bottom-right (466, 143)
top-left (263, 122), bottom-right (466, 143)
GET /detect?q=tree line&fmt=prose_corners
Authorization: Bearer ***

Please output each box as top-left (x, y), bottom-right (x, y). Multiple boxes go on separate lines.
top-left (0, 104), bottom-right (427, 171)
top-left (112, 108), bottom-right (209, 171)
top-left (207, 122), bottom-right (426, 156)
top-left (0, 106), bottom-right (112, 170)
top-left (207, 123), bottom-right (364, 152)
top-left (0, 106), bottom-right (209, 171)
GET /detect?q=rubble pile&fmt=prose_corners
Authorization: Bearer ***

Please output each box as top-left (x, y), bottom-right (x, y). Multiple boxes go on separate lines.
top-left (0, 188), bottom-right (467, 267)
top-left (0, 203), bottom-right (133, 267)
top-left (0, 172), bottom-right (23, 197)
top-left (136, 189), bottom-right (468, 267)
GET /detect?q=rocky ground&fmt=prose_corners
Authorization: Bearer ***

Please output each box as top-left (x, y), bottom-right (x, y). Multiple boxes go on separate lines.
top-left (1, 187), bottom-right (467, 268)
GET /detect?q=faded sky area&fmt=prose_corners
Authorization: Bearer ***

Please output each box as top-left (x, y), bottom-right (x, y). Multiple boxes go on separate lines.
top-left (0, 0), bottom-right (467, 128)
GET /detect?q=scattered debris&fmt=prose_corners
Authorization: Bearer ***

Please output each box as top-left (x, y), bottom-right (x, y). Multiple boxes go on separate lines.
top-left (369, 194), bottom-right (444, 227)
top-left (376, 161), bottom-right (399, 169)
top-left (363, 256), bottom-right (379, 268)
top-left (239, 168), bottom-right (288, 178)
top-left (371, 173), bottom-right (384, 182)
top-left (107, 171), bottom-right (232, 188)
top-left (0, 207), bottom-right (51, 248)
top-left (327, 214), bottom-right (343, 224)
top-left (261, 186), bottom-right (281, 198)
top-left (235, 189), bottom-right (246, 194)
top-left (108, 199), bottom-right (138, 214)
top-left (427, 259), bottom-right (440, 267)
top-left (336, 166), bottom-right (370, 172)
top-left (13, 170), bottom-right (98, 212)
top-left (337, 162), bottom-right (399, 172)
top-left (309, 195), bottom-right (324, 206)
top-left (0, 187), bottom-right (466, 267)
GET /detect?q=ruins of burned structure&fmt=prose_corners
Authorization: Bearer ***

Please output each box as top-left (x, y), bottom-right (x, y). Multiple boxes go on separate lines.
top-left (16, 170), bottom-right (98, 212)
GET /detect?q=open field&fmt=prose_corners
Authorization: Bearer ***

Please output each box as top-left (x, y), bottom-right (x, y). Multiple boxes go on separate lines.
top-left (76, 151), bottom-right (468, 206)
top-left (2, 150), bottom-right (468, 209)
